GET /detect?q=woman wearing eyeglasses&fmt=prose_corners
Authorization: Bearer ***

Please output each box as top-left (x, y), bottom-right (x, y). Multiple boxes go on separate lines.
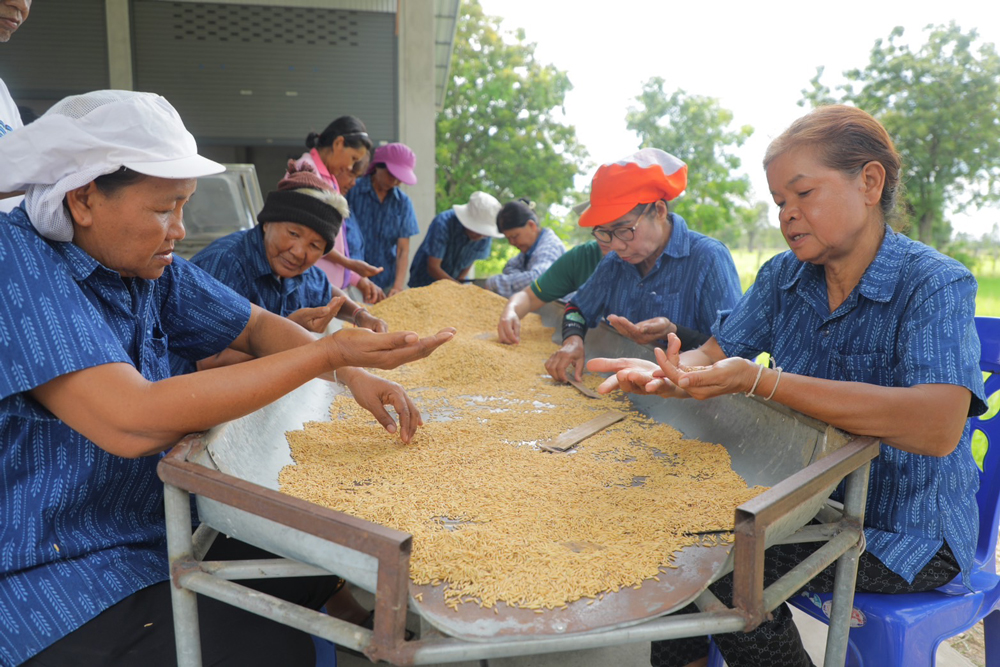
top-left (545, 149), bottom-right (742, 384)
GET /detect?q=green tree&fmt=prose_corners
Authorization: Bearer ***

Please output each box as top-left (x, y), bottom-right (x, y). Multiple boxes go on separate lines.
top-left (802, 23), bottom-right (1000, 246)
top-left (435, 0), bottom-right (587, 221)
top-left (625, 78), bottom-right (754, 235)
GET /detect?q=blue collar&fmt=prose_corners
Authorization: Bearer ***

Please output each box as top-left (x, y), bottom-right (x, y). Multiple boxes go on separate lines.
top-left (616, 212), bottom-right (691, 275)
top-left (522, 226), bottom-right (548, 261)
top-left (662, 213), bottom-right (692, 259)
top-left (7, 206), bottom-right (109, 282)
top-left (246, 226), bottom-right (277, 279)
top-left (780, 225), bottom-right (902, 319)
top-left (355, 175), bottom-right (401, 203)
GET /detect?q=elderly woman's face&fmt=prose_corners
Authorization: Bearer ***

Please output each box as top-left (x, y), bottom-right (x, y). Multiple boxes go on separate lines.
top-left (592, 202), bottom-right (666, 266)
top-left (262, 222), bottom-right (326, 279)
top-left (766, 145), bottom-right (875, 266)
top-left (72, 176), bottom-right (195, 280)
top-left (502, 219), bottom-right (540, 254)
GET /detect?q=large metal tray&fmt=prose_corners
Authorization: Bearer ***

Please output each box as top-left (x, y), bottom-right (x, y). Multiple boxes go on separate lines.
top-left (159, 304), bottom-right (878, 665)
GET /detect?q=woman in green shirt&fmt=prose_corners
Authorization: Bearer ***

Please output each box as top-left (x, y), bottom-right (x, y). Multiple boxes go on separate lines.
top-left (497, 238), bottom-right (609, 344)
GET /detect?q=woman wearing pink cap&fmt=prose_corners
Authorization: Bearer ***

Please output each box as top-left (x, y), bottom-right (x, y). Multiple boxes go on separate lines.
top-left (347, 142), bottom-right (421, 297)
top-left (545, 148), bottom-right (742, 384)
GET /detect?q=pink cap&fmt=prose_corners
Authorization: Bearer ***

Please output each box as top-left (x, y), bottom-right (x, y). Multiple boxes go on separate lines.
top-left (369, 142), bottom-right (418, 185)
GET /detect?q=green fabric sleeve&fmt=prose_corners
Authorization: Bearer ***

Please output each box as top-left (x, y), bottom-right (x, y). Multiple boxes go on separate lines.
top-left (530, 241), bottom-right (604, 302)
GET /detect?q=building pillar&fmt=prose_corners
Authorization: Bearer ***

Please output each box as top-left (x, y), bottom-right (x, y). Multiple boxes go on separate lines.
top-left (106, 0), bottom-right (133, 90)
top-left (396, 0), bottom-right (436, 280)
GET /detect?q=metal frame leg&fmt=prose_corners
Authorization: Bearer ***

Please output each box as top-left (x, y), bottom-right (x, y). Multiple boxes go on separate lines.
top-left (823, 461), bottom-right (871, 667)
top-left (164, 482), bottom-right (203, 667)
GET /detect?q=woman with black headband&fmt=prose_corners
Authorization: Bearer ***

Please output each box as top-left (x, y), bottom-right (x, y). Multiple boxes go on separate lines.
top-left (170, 169), bottom-right (390, 377)
top-left (484, 198), bottom-right (566, 298)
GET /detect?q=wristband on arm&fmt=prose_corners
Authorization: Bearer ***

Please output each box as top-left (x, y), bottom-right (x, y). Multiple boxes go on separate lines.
top-left (561, 304), bottom-right (588, 343)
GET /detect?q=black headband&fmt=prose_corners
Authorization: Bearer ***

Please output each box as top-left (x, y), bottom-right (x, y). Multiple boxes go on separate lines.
top-left (257, 190), bottom-right (343, 254)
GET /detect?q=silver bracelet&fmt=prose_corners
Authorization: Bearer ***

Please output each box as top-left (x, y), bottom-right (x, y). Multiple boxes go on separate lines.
top-left (352, 308), bottom-right (367, 326)
top-left (763, 367), bottom-right (783, 401)
top-left (745, 363), bottom-right (765, 398)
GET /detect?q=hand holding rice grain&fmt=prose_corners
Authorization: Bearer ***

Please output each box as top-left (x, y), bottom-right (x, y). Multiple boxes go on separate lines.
top-left (279, 281), bottom-right (766, 611)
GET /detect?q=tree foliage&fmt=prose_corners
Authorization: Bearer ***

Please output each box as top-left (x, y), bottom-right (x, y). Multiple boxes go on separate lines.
top-left (802, 23), bottom-right (1000, 246)
top-left (435, 0), bottom-right (587, 220)
top-left (625, 78), bottom-right (754, 235)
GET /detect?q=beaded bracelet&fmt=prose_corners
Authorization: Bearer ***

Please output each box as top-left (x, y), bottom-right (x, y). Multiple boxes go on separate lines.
top-left (745, 363), bottom-right (765, 398)
top-left (763, 367), bottom-right (783, 401)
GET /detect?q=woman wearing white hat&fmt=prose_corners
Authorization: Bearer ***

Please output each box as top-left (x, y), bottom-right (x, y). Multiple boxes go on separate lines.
top-left (0, 90), bottom-right (453, 665)
top-left (407, 191), bottom-right (504, 288)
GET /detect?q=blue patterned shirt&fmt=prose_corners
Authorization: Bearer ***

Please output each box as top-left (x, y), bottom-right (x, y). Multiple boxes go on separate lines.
top-left (484, 227), bottom-right (566, 298)
top-left (0, 207), bottom-right (250, 665)
top-left (345, 176), bottom-right (420, 291)
top-left (712, 227), bottom-right (987, 587)
top-left (408, 209), bottom-right (493, 288)
top-left (168, 226), bottom-right (333, 376)
top-left (343, 216), bottom-right (365, 264)
top-left (572, 214), bottom-right (742, 337)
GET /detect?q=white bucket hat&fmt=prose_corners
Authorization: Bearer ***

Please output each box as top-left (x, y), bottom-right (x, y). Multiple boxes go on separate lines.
top-left (452, 191), bottom-right (503, 238)
top-left (0, 90), bottom-right (224, 242)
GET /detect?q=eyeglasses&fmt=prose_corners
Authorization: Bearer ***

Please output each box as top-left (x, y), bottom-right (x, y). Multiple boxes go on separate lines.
top-left (590, 203), bottom-right (651, 244)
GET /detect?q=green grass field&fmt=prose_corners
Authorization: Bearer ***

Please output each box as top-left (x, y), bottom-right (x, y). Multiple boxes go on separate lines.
top-left (731, 249), bottom-right (1000, 318)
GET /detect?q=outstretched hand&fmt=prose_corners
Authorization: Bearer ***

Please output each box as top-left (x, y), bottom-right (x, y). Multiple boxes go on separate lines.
top-left (325, 327), bottom-right (456, 371)
top-left (655, 350), bottom-right (760, 401)
top-left (346, 258), bottom-right (384, 279)
top-left (607, 314), bottom-right (676, 346)
top-left (287, 296), bottom-right (347, 333)
top-left (587, 333), bottom-right (687, 397)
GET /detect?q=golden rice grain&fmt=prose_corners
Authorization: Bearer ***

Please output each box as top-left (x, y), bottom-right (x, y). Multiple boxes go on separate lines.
top-left (279, 281), bottom-right (765, 611)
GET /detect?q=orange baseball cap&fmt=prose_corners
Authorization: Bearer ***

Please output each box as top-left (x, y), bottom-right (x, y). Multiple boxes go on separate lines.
top-left (578, 148), bottom-right (688, 227)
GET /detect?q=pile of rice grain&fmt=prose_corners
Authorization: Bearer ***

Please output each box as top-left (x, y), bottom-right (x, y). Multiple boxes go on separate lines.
top-left (279, 281), bottom-right (764, 610)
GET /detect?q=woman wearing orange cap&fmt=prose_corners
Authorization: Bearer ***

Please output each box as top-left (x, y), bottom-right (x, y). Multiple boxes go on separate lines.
top-left (590, 106), bottom-right (985, 667)
top-left (545, 148), bottom-right (742, 384)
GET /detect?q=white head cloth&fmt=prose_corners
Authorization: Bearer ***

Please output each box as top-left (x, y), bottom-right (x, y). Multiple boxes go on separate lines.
top-left (0, 90), bottom-right (224, 242)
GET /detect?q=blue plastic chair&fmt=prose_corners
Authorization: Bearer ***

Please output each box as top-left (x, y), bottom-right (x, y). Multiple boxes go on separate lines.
top-left (710, 316), bottom-right (1000, 667)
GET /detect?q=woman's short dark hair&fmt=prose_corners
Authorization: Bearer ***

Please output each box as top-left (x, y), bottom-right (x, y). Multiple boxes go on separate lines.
top-left (496, 198), bottom-right (537, 233)
top-left (93, 167), bottom-right (147, 195)
top-left (764, 105), bottom-right (903, 226)
top-left (305, 115), bottom-right (374, 154)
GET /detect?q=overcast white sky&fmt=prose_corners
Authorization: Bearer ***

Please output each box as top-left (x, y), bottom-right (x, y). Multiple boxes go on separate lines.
top-left (479, 0), bottom-right (1000, 237)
